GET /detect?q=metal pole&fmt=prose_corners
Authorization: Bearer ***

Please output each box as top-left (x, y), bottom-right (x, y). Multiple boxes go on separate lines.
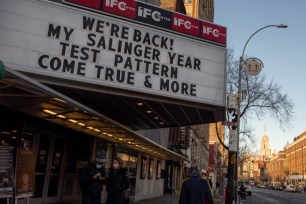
top-left (234, 56), bottom-right (243, 204)
top-left (234, 24), bottom-right (287, 204)
top-left (303, 145), bottom-right (305, 193)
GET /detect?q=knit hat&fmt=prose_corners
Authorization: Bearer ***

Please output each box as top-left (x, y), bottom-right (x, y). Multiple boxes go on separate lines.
top-left (95, 154), bottom-right (106, 163)
top-left (189, 166), bottom-right (200, 176)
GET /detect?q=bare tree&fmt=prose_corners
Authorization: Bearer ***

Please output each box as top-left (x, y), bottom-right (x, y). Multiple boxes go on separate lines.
top-left (227, 49), bottom-right (294, 127)
top-left (215, 49), bottom-right (294, 154)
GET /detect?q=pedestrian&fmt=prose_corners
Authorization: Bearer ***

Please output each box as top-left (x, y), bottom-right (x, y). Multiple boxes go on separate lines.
top-left (239, 184), bottom-right (246, 200)
top-left (79, 154), bottom-right (107, 204)
top-left (215, 181), bottom-right (220, 192)
top-left (179, 167), bottom-right (214, 204)
top-left (106, 158), bottom-right (130, 204)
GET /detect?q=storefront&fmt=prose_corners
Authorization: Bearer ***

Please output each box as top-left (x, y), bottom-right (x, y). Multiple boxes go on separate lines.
top-left (0, 103), bottom-right (184, 204)
top-left (0, 0), bottom-right (227, 203)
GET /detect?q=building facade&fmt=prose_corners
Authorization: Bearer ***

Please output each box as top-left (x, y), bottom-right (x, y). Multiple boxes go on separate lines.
top-left (160, 0), bottom-right (187, 14)
top-left (184, 0), bottom-right (214, 22)
top-left (238, 153), bottom-right (257, 181)
top-left (285, 131), bottom-right (306, 186)
top-left (266, 150), bottom-right (286, 184)
top-left (208, 141), bottom-right (218, 187)
top-left (207, 122), bottom-right (225, 190)
top-left (0, 0), bottom-right (227, 203)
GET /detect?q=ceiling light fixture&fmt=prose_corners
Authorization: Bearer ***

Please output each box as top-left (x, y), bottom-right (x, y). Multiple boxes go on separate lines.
top-left (53, 98), bottom-right (66, 103)
top-left (68, 119), bottom-right (78, 123)
top-left (43, 109), bottom-right (57, 115)
top-left (1, 131), bottom-right (10, 135)
top-left (94, 129), bottom-right (101, 133)
top-left (57, 115), bottom-right (66, 119)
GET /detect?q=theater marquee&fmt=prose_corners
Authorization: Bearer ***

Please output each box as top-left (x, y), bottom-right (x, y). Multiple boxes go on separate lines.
top-left (0, 0), bottom-right (227, 107)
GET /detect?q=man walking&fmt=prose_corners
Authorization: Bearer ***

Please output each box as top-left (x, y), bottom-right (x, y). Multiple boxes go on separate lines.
top-left (179, 167), bottom-right (214, 204)
top-left (79, 154), bottom-right (107, 204)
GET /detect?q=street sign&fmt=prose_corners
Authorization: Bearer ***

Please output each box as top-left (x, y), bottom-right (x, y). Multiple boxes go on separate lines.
top-left (229, 140), bottom-right (237, 152)
top-left (229, 129), bottom-right (238, 151)
top-left (222, 121), bottom-right (237, 126)
top-left (227, 94), bottom-right (238, 110)
top-left (245, 58), bottom-right (263, 76)
top-left (229, 129), bottom-right (237, 140)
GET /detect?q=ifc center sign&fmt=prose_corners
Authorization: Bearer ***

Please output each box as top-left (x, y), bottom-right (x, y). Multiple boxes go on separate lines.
top-left (0, 0), bottom-right (227, 107)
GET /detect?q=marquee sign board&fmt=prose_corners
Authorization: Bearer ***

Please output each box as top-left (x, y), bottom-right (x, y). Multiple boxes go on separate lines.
top-left (0, 0), bottom-right (227, 107)
top-left (64, 0), bottom-right (227, 46)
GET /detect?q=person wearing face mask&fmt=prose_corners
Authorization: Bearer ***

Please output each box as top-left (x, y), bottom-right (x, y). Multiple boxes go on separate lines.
top-left (79, 154), bottom-right (107, 204)
top-left (106, 158), bottom-right (130, 204)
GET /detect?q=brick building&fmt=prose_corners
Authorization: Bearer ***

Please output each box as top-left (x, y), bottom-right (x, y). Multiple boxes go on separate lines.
top-left (266, 150), bottom-right (286, 184)
top-left (285, 131), bottom-right (306, 183)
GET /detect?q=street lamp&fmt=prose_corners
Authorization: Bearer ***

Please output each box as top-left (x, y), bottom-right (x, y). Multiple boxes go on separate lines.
top-left (235, 24), bottom-right (287, 204)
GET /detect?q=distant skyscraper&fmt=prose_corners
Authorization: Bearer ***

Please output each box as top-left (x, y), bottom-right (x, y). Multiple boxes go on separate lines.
top-left (260, 129), bottom-right (271, 160)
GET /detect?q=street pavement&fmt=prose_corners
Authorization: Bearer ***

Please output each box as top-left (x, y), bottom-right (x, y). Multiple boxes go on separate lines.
top-left (133, 191), bottom-right (224, 204)
top-left (240, 187), bottom-right (306, 204)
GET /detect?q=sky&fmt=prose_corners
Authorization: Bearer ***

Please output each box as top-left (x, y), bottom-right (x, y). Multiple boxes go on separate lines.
top-left (214, 0), bottom-right (306, 153)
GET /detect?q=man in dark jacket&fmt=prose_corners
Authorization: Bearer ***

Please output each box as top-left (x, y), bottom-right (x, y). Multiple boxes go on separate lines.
top-left (179, 167), bottom-right (214, 204)
top-left (80, 154), bottom-right (107, 204)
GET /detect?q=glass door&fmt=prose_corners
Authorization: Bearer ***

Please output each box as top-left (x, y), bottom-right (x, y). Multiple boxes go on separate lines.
top-left (34, 134), bottom-right (50, 201)
top-left (33, 133), bottom-right (65, 203)
top-left (46, 137), bottom-right (64, 199)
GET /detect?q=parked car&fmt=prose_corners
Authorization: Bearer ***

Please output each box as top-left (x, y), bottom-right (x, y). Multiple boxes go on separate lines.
top-left (245, 185), bottom-right (252, 195)
top-left (275, 185), bottom-right (283, 191)
top-left (257, 184), bottom-right (265, 188)
top-left (268, 185), bottom-right (275, 190)
top-left (285, 185), bottom-right (296, 192)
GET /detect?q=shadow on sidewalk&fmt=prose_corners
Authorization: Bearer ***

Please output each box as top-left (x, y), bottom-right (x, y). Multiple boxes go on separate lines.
top-left (133, 195), bottom-right (178, 204)
top-left (132, 192), bottom-right (224, 204)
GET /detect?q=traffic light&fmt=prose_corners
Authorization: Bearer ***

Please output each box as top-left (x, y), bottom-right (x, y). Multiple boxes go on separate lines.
top-left (232, 113), bottom-right (238, 130)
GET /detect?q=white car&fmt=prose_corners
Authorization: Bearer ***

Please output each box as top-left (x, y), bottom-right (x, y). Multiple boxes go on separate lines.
top-left (245, 185), bottom-right (252, 195)
top-left (285, 185), bottom-right (296, 192)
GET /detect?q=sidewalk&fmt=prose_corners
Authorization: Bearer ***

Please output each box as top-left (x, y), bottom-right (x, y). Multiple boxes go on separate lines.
top-left (133, 192), bottom-right (224, 204)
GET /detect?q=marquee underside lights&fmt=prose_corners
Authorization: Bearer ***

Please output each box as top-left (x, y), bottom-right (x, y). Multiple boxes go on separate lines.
top-left (41, 108), bottom-right (168, 158)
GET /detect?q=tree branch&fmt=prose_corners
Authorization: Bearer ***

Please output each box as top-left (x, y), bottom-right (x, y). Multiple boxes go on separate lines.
top-left (215, 122), bottom-right (229, 150)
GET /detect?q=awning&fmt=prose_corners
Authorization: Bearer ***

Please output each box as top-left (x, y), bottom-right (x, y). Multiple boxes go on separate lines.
top-left (0, 65), bottom-right (188, 161)
top-left (29, 73), bottom-right (225, 130)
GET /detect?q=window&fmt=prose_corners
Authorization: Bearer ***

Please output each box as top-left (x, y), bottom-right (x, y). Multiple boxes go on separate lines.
top-left (65, 135), bottom-right (92, 173)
